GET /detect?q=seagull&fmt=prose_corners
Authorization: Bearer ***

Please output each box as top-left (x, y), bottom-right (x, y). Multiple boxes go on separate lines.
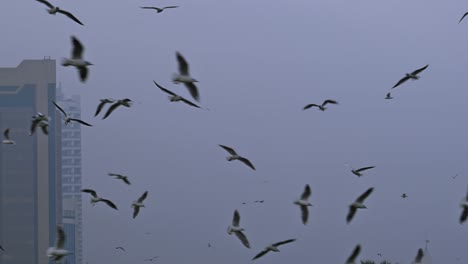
top-left (53, 101), bottom-right (92, 127)
top-left (62, 36), bottom-right (93, 82)
top-left (412, 248), bottom-right (424, 264)
top-left (145, 256), bottom-right (159, 262)
top-left (345, 244), bottom-right (361, 264)
top-left (173, 52), bottom-right (200, 102)
top-left (81, 189), bottom-right (118, 210)
top-left (452, 174), bottom-right (459, 179)
top-left (108, 173), bottom-right (131, 185)
top-left (0, 245), bottom-right (4, 251)
top-left (252, 239), bottom-right (296, 260)
top-left (115, 247), bottom-right (126, 252)
top-left (303, 99), bottom-right (338, 111)
top-left (102, 98), bottom-right (132, 119)
top-left (254, 200), bottom-right (264, 203)
top-left (30, 113), bottom-right (49, 136)
top-left (385, 92), bottom-right (393, 100)
top-left (459, 185), bottom-right (468, 224)
top-left (459, 12), bottom-right (468, 23)
top-left (401, 193), bottom-right (408, 198)
top-left (219, 144), bottom-right (256, 171)
top-left (47, 226), bottom-right (73, 262)
top-left (351, 166), bottom-right (375, 177)
top-left (132, 191), bottom-right (148, 219)
top-left (153, 81), bottom-right (203, 109)
top-left (227, 210), bottom-right (250, 248)
top-left (140, 6), bottom-right (179, 13)
top-left (35, 0), bottom-right (84, 25)
top-left (2, 128), bottom-right (15, 145)
top-left (293, 184), bottom-right (313, 225)
top-left (95, 99), bottom-right (115, 117)
top-left (377, 253), bottom-right (382, 257)
top-left (346, 187), bottom-right (374, 224)
top-left (392, 65), bottom-right (429, 89)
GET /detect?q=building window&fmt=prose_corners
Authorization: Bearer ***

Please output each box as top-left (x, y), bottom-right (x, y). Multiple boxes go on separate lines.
top-left (74, 158), bottom-right (81, 165)
top-left (62, 168), bottom-right (73, 175)
top-left (73, 132), bottom-right (81, 138)
top-left (73, 150), bottom-right (81, 156)
top-left (73, 168), bottom-right (81, 174)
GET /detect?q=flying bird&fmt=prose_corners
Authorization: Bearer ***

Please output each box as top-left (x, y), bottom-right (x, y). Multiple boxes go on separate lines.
top-left (346, 187), bottom-right (374, 223)
top-left (173, 52), bottom-right (200, 102)
top-left (413, 248), bottom-right (424, 263)
top-left (293, 184), bottom-right (313, 225)
top-left (140, 6), bottom-right (179, 13)
top-left (35, 0), bottom-right (84, 25)
top-left (459, 185), bottom-right (468, 224)
top-left (30, 113), bottom-right (49, 136)
top-left (351, 166), bottom-right (375, 177)
top-left (2, 128), bottom-right (15, 145)
top-left (102, 99), bottom-right (132, 119)
top-left (115, 247), bottom-right (126, 252)
top-left (53, 101), bottom-right (92, 126)
top-left (303, 99), bottom-right (338, 111)
top-left (385, 92), bottom-right (393, 100)
top-left (153, 81), bottom-right (202, 109)
top-left (144, 256), bottom-right (159, 262)
top-left (345, 244), bottom-right (361, 264)
top-left (401, 193), bottom-right (408, 198)
top-left (132, 191), bottom-right (148, 219)
top-left (62, 36), bottom-right (93, 82)
top-left (252, 239), bottom-right (296, 260)
top-left (81, 189), bottom-right (118, 210)
top-left (108, 173), bottom-right (131, 185)
top-left (254, 200), bottom-right (264, 203)
top-left (227, 210), bottom-right (250, 248)
top-left (392, 65), bottom-right (429, 89)
top-left (0, 245), bottom-right (4, 252)
top-left (47, 226), bottom-right (73, 262)
top-left (219, 144), bottom-right (256, 171)
top-left (459, 12), bottom-right (468, 23)
top-left (95, 99), bottom-right (115, 117)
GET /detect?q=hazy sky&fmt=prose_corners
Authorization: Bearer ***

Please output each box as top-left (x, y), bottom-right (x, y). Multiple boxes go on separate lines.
top-left (2, 0), bottom-right (468, 263)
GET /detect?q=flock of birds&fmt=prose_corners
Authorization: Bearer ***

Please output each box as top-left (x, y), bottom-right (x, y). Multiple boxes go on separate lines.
top-left (1, 1), bottom-right (468, 264)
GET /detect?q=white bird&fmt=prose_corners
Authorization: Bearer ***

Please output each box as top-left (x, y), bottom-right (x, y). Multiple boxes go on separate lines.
top-left (351, 166), bottom-right (375, 177)
top-left (227, 210), bottom-right (250, 249)
top-left (62, 36), bottom-right (93, 82)
top-left (47, 226), bottom-right (73, 262)
top-left (81, 189), bottom-right (118, 210)
top-left (219, 145), bottom-right (256, 171)
top-left (30, 113), bottom-right (50, 136)
top-left (293, 184), bottom-right (313, 225)
top-left (35, 0), bottom-right (84, 25)
top-left (303, 99), bottom-right (338, 111)
top-left (345, 244), bottom-right (361, 264)
top-left (102, 98), bottom-right (132, 119)
top-left (132, 191), bottom-right (148, 219)
top-left (346, 187), bottom-right (374, 223)
top-left (252, 239), bottom-right (296, 260)
top-left (412, 248), bottom-right (424, 264)
top-left (153, 81), bottom-right (203, 109)
top-left (108, 173), bottom-right (131, 185)
top-left (173, 52), bottom-right (200, 102)
top-left (53, 101), bottom-right (92, 127)
top-left (140, 6), bottom-right (179, 13)
top-left (2, 128), bottom-right (15, 145)
top-left (392, 65), bottom-right (429, 89)
top-left (385, 92), bottom-right (393, 100)
top-left (95, 99), bottom-right (115, 117)
top-left (459, 185), bottom-right (468, 224)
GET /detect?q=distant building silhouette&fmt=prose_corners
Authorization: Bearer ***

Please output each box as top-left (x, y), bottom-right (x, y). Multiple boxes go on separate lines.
top-left (422, 240), bottom-right (433, 264)
top-left (0, 58), bottom-right (62, 264)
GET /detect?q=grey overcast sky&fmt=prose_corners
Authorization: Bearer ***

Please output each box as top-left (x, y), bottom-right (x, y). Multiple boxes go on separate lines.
top-left (2, 0), bottom-right (468, 263)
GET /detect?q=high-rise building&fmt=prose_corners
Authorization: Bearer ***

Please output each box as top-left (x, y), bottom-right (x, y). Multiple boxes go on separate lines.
top-left (56, 86), bottom-right (83, 264)
top-left (0, 58), bottom-right (62, 264)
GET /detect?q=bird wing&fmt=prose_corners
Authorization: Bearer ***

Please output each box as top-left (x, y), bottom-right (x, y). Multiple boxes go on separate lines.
top-left (460, 207), bottom-right (468, 224)
top-left (138, 191), bottom-right (148, 203)
top-left (181, 98), bottom-right (201, 108)
top-left (133, 206), bottom-right (140, 219)
top-left (81, 189), bottom-right (98, 198)
top-left (238, 157), bottom-right (256, 171)
top-left (108, 173), bottom-right (120, 177)
top-left (232, 210), bottom-right (240, 226)
top-left (70, 118), bottom-right (92, 127)
top-left (141, 7), bottom-right (162, 12)
top-left (459, 12), bottom-right (468, 23)
top-left (355, 166), bottom-right (375, 173)
top-left (234, 231), bottom-right (250, 248)
top-left (301, 184), bottom-right (311, 200)
top-left (95, 100), bottom-right (108, 117)
top-left (102, 102), bottom-right (121, 119)
top-left (300, 205), bottom-right (309, 225)
top-left (3, 128), bottom-right (10, 140)
top-left (183, 82), bottom-right (199, 102)
top-left (57, 10), bottom-right (84, 26)
top-left (122, 177), bottom-right (131, 185)
top-left (346, 206), bottom-right (357, 223)
top-left (414, 248), bottom-right (424, 263)
top-left (176, 51), bottom-right (190, 75)
top-left (411, 64), bottom-right (429, 75)
top-left (78, 66), bottom-right (88, 82)
top-left (153, 81), bottom-right (177, 96)
top-left (322, 99), bottom-right (338, 106)
top-left (56, 226), bottom-right (66, 249)
top-left (356, 187), bottom-right (374, 203)
top-left (465, 184), bottom-right (468, 201)
top-left (392, 75), bottom-right (410, 89)
top-left (163, 6), bottom-right (179, 9)
top-left (102, 199), bottom-right (118, 210)
top-left (219, 145), bottom-right (237, 155)
top-left (272, 239), bottom-right (296, 247)
top-left (0, 245), bottom-right (3, 251)
top-left (35, 0), bottom-right (54, 9)
top-left (252, 249), bottom-right (270, 260)
top-left (40, 124), bottom-right (48, 135)
top-left (71, 36), bottom-right (84, 59)
top-left (303, 104), bottom-right (319, 110)
top-left (346, 244), bottom-right (361, 263)
top-left (116, 247), bottom-right (126, 252)
top-left (52, 101), bottom-right (68, 117)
